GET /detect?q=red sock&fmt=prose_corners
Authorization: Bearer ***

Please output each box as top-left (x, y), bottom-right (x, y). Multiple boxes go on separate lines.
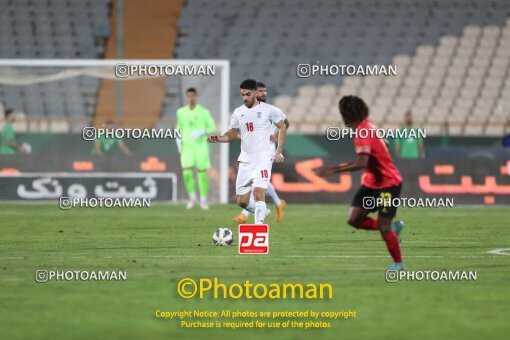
top-left (382, 231), bottom-right (402, 263)
top-left (358, 217), bottom-right (379, 230)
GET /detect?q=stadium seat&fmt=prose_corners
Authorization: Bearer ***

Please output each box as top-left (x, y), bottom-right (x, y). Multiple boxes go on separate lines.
top-left (0, 0), bottom-right (112, 130)
top-left (1, 0), bottom-right (509, 136)
top-left (191, 0), bottom-right (510, 135)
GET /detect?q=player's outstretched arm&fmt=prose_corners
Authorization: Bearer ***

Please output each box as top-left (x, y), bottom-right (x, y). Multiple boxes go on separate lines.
top-left (315, 154), bottom-right (369, 177)
top-left (271, 118), bottom-right (289, 143)
top-left (284, 118), bottom-right (290, 129)
top-left (207, 129), bottom-right (238, 143)
top-left (274, 120), bottom-right (287, 163)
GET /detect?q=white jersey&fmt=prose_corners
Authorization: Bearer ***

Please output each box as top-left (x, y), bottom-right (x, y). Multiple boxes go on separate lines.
top-left (230, 101), bottom-right (284, 162)
top-left (271, 107), bottom-right (286, 135)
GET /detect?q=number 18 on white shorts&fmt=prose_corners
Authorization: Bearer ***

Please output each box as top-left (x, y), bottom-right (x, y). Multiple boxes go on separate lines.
top-left (235, 157), bottom-right (273, 195)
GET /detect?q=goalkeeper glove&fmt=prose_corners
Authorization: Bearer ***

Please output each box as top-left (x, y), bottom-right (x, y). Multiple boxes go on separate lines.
top-left (175, 138), bottom-right (182, 154)
top-left (191, 130), bottom-right (206, 141)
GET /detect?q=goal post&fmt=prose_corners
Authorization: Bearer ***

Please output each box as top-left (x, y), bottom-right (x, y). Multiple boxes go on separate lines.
top-left (0, 59), bottom-right (230, 204)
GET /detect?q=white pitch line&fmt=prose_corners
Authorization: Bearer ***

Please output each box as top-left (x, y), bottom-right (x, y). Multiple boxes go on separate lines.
top-left (0, 254), bottom-right (500, 260)
top-left (146, 255), bottom-right (499, 259)
top-left (281, 255), bottom-right (494, 259)
top-left (487, 248), bottom-right (510, 256)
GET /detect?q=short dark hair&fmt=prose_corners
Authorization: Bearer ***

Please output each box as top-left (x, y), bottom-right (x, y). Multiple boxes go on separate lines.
top-left (256, 81), bottom-right (266, 88)
top-left (240, 79), bottom-right (257, 90)
top-left (338, 95), bottom-right (369, 124)
top-left (186, 87), bottom-right (197, 94)
top-left (5, 109), bottom-right (14, 117)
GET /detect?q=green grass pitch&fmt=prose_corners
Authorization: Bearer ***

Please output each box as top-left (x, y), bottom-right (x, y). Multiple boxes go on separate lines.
top-left (1, 204), bottom-right (509, 339)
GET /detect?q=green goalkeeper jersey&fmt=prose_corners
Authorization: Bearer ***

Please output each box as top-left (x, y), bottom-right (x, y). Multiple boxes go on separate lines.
top-left (176, 104), bottom-right (216, 146)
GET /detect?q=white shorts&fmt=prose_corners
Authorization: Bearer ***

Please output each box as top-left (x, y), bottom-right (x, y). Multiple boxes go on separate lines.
top-left (235, 157), bottom-right (274, 195)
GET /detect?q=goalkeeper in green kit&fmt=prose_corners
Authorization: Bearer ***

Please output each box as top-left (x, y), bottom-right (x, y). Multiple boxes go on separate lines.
top-left (176, 88), bottom-right (217, 210)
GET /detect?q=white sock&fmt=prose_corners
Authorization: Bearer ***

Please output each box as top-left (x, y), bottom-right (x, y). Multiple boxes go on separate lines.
top-left (242, 209), bottom-right (250, 217)
top-left (189, 192), bottom-right (197, 201)
top-left (200, 196), bottom-right (207, 205)
top-left (254, 201), bottom-right (267, 224)
top-left (266, 182), bottom-right (281, 206)
top-left (244, 196), bottom-right (256, 213)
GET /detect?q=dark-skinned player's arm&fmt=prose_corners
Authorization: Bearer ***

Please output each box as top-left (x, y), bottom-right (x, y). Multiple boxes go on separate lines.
top-left (315, 154), bottom-right (369, 177)
top-left (207, 129), bottom-right (239, 143)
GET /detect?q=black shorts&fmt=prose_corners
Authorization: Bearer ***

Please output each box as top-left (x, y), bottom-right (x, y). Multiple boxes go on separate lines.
top-left (351, 184), bottom-right (402, 218)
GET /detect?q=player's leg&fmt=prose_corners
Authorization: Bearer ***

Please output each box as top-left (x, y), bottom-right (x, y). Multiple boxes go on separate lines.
top-left (347, 206), bottom-right (377, 229)
top-left (392, 215), bottom-right (405, 243)
top-left (251, 157), bottom-right (273, 224)
top-left (379, 216), bottom-right (404, 270)
top-left (252, 187), bottom-right (269, 224)
top-left (236, 192), bottom-right (256, 215)
top-left (347, 186), bottom-right (379, 230)
top-left (182, 167), bottom-right (197, 209)
top-left (233, 209), bottom-right (250, 223)
top-left (378, 184), bottom-right (404, 269)
top-left (233, 192), bottom-right (251, 223)
top-left (180, 145), bottom-right (197, 209)
top-left (236, 192), bottom-right (253, 210)
top-left (235, 162), bottom-right (256, 214)
top-left (196, 144), bottom-right (211, 210)
top-left (265, 182), bottom-right (280, 205)
top-left (266, 182), bottom-right (286, 222)
top-left (197, 169), bottom-right (209, 210)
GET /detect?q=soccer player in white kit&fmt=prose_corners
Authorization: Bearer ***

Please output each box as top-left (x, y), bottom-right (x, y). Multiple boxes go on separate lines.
top-left (207, 79), bottom-right (287, 224)
top-left (233, 81), bottom-right (289, 223)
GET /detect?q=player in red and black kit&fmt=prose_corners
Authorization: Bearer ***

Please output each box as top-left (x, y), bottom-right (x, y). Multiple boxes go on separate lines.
top-left (316, 95), bottom-right (405, 270)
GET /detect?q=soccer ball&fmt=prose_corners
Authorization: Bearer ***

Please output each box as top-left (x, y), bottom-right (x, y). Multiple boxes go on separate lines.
top-left (212, 227), bottom-right (233, 246)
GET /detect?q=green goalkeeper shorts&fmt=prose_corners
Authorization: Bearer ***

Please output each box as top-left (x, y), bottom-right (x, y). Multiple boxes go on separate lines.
top-left (180, 143), bottom-right (211, 170)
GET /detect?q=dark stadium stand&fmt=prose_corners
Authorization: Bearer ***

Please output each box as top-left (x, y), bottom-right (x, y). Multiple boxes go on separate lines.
top-left (0, 0), bottom-right (111, 59)
top-left (0, 0), bottom-right (111, 129)
top-left (175, 0), bottom-right (510, 135)
top-left (0, 0), bottom-right (509, 136)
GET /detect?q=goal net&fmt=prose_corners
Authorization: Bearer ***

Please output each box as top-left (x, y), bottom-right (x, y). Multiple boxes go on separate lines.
top-left (0, 60), bottom-right (230, 204)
